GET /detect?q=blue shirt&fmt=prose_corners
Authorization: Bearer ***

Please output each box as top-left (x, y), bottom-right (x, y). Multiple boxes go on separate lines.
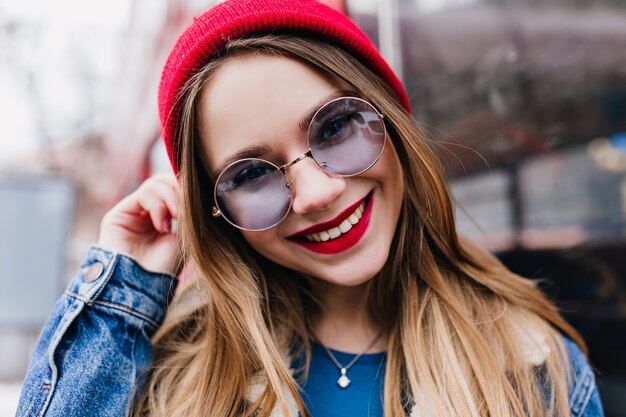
top-left (16, 247), bottom-right (605, 417)
top-left (294, 342), bottom-right (386, 416)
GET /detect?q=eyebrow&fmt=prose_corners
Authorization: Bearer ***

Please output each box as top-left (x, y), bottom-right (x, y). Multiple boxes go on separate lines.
top-left (213, 89), bottom-right (359, 177)
top-left (297, 89), bottom-right (358, 131)
top-left (212, 144), bottom-right (273, 178)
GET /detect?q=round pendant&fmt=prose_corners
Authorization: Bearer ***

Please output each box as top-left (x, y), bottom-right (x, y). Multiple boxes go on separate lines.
top-left (337, 372), bottom-right (351, 388)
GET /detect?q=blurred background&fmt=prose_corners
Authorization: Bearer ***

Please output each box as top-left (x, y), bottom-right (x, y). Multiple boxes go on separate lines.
top-left (1, 0), bottom-right (625, 415)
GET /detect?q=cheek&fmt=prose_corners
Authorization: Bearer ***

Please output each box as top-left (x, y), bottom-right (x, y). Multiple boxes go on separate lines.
top-left (240, 228), bottom-right (305, 271)
top-left (373, 138), bottom-right (405, 192)
top-left (220, 185), bottom-right (291, 230)
top-left (391, 152), bottom-right (405, 197)
top-left (240, 230), bottom-right (283, 260)
top-left (221, 194), bottom-right (263, 227)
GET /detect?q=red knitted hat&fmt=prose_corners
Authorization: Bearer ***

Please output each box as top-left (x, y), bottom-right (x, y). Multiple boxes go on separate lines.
top-left (159, 0), bottom-right (411, 173)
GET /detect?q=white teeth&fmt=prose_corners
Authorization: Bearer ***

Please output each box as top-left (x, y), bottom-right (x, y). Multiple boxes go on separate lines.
top-left (328, 227), bottom-right (341, 239)
top-left (302, 201), bottom-right (366, 243)
top-left (339, 220), bottom-right (352, 233)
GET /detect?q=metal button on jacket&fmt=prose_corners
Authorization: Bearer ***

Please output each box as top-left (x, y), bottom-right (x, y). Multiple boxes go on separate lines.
top-left (82, 262), bottom-right (104, 283)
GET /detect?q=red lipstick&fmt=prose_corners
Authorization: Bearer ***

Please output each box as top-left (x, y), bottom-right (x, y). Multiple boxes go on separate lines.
top-left (288, 191), bottom-right (373, 255)
top-left (288, 194), bottom-right (368, 238)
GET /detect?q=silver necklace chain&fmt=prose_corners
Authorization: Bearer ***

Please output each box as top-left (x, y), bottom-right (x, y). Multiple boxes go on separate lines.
top-left (318, 330), bottom-right (385, 389)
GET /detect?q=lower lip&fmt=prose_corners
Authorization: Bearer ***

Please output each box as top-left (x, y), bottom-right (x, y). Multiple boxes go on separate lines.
top-left (290, 192), bottom-right (374, 255)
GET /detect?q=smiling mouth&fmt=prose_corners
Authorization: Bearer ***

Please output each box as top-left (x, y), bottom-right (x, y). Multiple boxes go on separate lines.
top-left (288, 191), bottom-right (374, 255)
top-left (301, 201), bottom-right (365, 242)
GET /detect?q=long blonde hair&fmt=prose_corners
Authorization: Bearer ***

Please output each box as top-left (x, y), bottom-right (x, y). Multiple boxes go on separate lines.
top-left (133, 36), bottom-right (585, 417)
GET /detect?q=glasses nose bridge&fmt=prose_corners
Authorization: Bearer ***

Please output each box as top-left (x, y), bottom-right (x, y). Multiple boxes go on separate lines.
top-left (279, 149), bottom-right (314, 174)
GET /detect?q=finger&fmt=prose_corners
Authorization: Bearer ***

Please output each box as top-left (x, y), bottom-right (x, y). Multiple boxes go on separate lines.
top-left (135, 192), bottom-right (172, 234)
top-left (115, 179), bottom-right (179, 221)
top-left (140, 176), bottom-right (180, 218)
top-left (150, 174), bottom-right (180, 200)
top-left (152, 173), bottom-right (179, 189)
top-left (111, 189), bottom-right (170, 234)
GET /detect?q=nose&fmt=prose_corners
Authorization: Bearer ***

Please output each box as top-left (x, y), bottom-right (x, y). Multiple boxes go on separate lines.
top-left (288, 156), bottom-right (346, 215)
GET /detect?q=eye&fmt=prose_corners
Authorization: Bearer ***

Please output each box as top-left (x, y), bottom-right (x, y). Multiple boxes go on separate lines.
top-left (317, 113), bottom-right (354, 146)
top-left (233, 164), bottom-right (275, 187)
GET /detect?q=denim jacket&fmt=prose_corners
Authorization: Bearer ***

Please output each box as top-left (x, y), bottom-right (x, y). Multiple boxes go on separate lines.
top-left (16, 247), bottom-right (605, 417)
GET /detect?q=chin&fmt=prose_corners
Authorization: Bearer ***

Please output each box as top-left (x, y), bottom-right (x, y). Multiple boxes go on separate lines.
top-left (304, 250), bottom-right (390, 287)
top-left (319, 271), bottom-right (378, 287)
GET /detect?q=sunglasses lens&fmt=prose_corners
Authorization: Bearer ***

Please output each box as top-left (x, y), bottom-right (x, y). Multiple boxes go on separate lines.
top-left (215, 159), bottom-right (291, 231)
top-left (309, 97), bottom-right (386, 176)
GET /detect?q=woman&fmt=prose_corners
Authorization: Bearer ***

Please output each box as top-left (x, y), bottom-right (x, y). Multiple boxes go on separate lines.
top-left (17, 0), bottom-right (604, 416)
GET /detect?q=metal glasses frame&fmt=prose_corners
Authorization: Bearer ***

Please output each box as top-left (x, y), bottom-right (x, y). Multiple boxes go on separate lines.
top-left (211, 96), bottom-right (386, 231)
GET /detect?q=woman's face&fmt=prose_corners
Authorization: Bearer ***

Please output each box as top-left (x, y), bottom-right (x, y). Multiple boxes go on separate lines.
top-left (199, 54), bottom-right (404, 287)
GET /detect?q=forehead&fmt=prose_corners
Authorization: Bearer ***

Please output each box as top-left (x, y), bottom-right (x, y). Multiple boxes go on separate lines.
top-left (198, 54), bottom-right (343, 171)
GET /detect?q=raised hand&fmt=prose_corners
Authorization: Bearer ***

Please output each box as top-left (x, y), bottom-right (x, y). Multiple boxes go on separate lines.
top-left (97, 174), bottom-right (181, 275)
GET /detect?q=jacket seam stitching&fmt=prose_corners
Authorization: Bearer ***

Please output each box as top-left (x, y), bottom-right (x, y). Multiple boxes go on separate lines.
top-left (38, 298), bottom-right (86, 417)
top-left (574, 368), bottom-right (594, 416)
top-left (125, 321), bottom-right (143, 417)
top-left (569, 365), bottom-right (593, 416)
top-left (66, 291), bottom-right (160, 328)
